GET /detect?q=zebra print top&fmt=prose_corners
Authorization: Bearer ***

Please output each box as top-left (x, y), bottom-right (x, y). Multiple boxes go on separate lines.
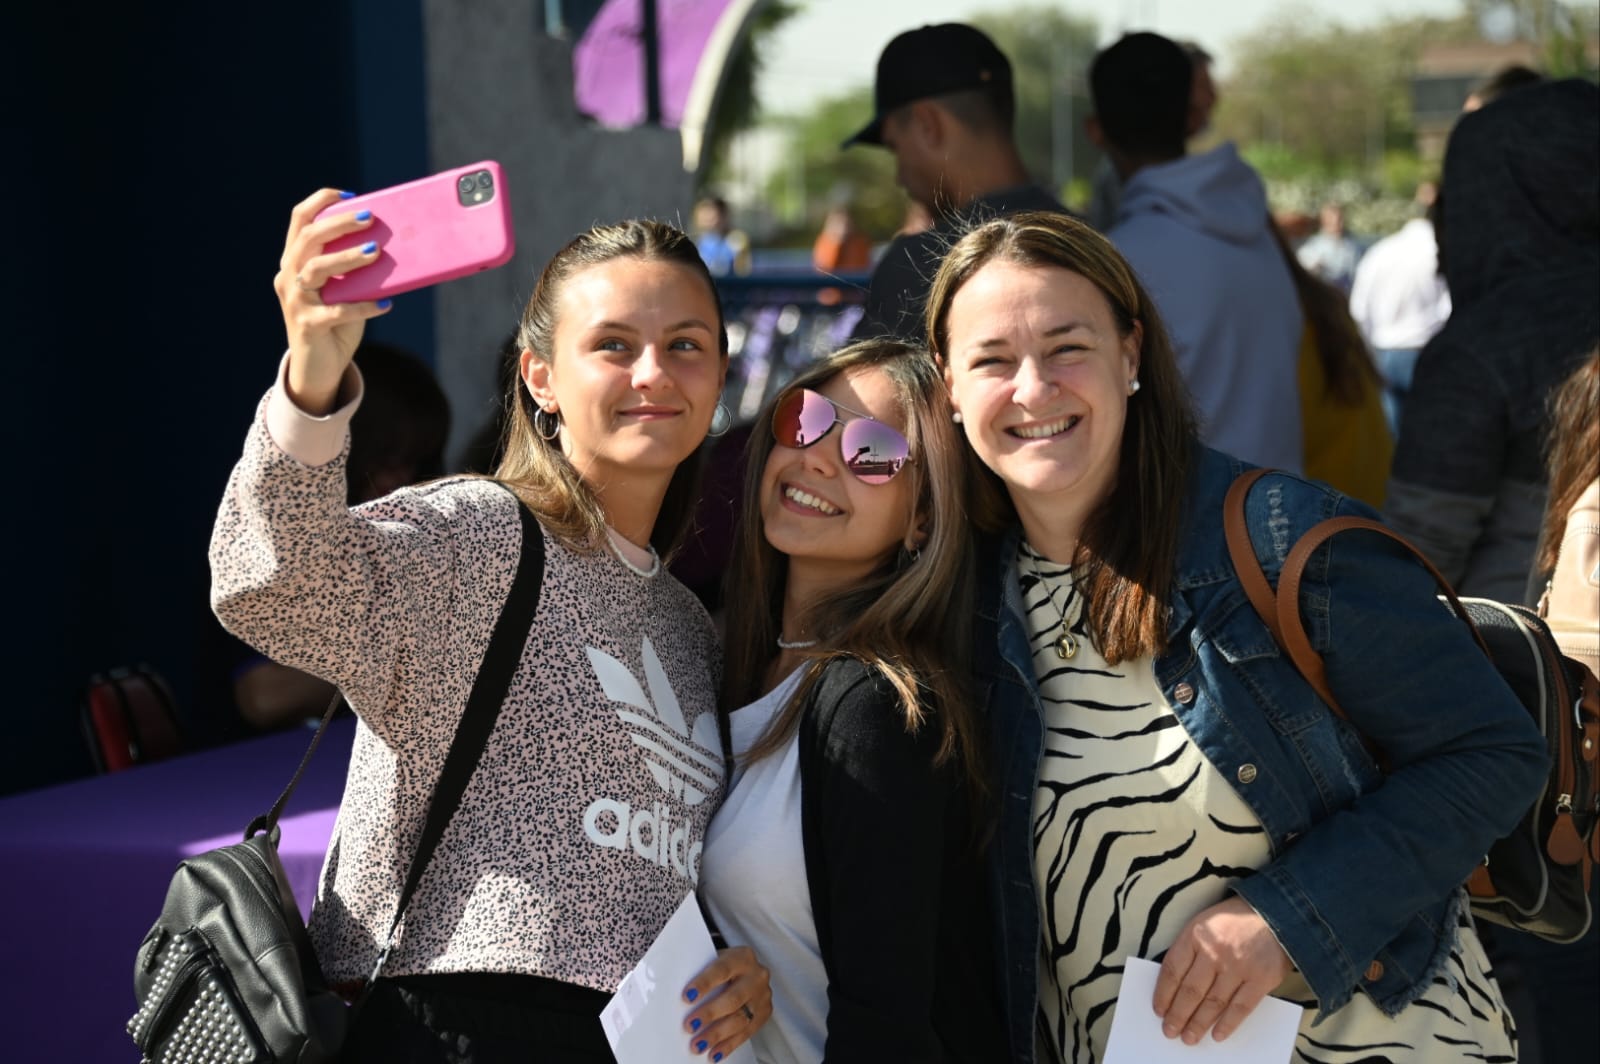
top-left (1019, 543), bottom-right (1517, 1064)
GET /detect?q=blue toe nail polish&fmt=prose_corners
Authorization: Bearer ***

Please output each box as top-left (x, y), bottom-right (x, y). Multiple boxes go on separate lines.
top-left (696, 1040), bottom-right (707, 1052)
top-left (685, 988), bottom-right (698, 1002)
top-left (355, 209), bottom-right (372, 221)
top-left (691, 1018), bottom-right (701, 1031)
top-left (361, 241), bottom-right (377, 254)
top-left (339, 190), bottom-right (356, 199)
top-left (376, 298), bottom-right (393, 310)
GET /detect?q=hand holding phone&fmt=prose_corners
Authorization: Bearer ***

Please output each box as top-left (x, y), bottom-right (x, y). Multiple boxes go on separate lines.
top-left (315, 160), bottom-right (516, 304)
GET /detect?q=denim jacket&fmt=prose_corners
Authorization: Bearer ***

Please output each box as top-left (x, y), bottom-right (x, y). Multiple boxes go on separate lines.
top-left (976, 446), bottom-right (1548, 1064)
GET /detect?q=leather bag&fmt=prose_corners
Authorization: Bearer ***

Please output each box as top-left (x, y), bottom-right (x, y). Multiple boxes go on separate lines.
top-left (1225, 468), bottom-right (1600, 943)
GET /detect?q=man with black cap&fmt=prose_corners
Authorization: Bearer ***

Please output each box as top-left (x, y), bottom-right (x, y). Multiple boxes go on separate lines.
top-left (844, 22), bottom-right (1071, 343)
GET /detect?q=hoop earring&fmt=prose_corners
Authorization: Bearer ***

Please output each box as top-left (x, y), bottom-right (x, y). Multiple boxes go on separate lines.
top-left (534, 406), bottom-right (561, 442)
top-left (708, 401), bottom-right (733, 438)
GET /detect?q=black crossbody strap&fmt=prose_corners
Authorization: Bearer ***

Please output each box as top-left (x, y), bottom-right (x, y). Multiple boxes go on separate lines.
top-left (372, 492), bottom-right (546, 972)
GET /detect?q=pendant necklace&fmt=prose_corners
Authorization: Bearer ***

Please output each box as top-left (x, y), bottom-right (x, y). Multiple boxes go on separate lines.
top-left (1028, 549), bottom-right (1079, 660)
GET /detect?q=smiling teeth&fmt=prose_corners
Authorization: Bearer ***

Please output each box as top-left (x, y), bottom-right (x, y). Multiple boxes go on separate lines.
top-left (785, 486), bottom-right (841, 514)
top-left (1014, 416), bottom-right (1080, 439)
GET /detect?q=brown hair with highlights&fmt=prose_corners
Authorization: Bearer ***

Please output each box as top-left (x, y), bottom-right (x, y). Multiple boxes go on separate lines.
top-left (925, 210), bottom-right (1198, 663)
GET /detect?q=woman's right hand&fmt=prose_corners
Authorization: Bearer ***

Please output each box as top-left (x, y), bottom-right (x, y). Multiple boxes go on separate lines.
top-left (272, 188), bottom-right (389, 414)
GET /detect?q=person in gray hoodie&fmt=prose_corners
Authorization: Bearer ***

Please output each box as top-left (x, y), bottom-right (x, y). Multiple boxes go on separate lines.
top-left (1087, 32), bottom-right (1304, 472)
top-left (1383, 78), bottom-right (1599, 603)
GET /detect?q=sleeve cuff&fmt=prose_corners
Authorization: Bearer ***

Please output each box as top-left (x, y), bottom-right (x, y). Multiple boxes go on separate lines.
top-left (265, 352), bottom-right (364, 467)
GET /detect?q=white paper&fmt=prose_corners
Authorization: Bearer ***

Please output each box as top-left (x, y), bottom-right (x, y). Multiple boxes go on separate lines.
top-left (601, 892), bottom-right (757, 1064)
top-left (1102, 957), bottom-right (1304, 1064)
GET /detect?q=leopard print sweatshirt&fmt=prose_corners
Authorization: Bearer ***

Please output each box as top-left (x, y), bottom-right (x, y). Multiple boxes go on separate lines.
top-left (209, 359), bottom-right (724, 991)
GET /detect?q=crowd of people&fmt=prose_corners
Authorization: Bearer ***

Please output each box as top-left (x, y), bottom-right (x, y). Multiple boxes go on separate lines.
top-left (204, 20), bottom-right (1598, 1064)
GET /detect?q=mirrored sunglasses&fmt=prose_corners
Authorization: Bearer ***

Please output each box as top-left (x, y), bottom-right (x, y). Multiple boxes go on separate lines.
top-left (771, 388), bottom-right (911, 484)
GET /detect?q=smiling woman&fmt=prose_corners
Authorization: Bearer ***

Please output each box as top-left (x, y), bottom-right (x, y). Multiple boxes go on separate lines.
top-left (928, 211), bottom-right (1543, 1064)
top-left (209, 197), bottom-right (774, 1063)
top-left (698, 339), bottom-right (1006, 1062)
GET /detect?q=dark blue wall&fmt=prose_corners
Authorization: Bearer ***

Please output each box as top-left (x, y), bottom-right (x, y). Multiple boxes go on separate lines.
top-left (3, 2), bottom-right (429, 793)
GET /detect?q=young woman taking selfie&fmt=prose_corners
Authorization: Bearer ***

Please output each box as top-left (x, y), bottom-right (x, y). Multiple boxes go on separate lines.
top-left (210, 188), bottom-right (770, 1062)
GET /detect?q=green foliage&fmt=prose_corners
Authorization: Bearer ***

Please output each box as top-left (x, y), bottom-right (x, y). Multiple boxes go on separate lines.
top-left (698, 1), bottom-right (802, 191)
top-left (1213, 6), bottom-right (1476, 178)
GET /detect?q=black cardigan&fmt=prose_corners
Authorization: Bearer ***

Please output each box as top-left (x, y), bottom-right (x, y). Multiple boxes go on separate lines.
top-left (794, 657), bottom-right (1007, 1062)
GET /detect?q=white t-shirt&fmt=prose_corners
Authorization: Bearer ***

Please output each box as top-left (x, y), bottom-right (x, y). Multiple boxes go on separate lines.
top-left (699, 669), bottom-right (820, 1064)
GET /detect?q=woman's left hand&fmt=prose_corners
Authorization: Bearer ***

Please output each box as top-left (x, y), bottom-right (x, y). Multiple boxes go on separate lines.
top-left (682, 945), bottom-right (772, 1059)
top-left (1152, 895), bottom-right (1293, 1044)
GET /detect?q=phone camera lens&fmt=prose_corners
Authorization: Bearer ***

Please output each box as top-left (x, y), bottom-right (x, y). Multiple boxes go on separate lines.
top-left (458, 175), bottom-right (477, 194)
top-left (476, 171), bottom-right (493, 189)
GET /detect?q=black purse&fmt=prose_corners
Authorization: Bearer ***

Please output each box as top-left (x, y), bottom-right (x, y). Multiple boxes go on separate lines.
top-left (128, 491), bottom-right (545, 1063)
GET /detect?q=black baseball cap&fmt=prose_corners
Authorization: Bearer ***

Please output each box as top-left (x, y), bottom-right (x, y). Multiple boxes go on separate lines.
top-left (842, 23), bottom-right (1014, 149)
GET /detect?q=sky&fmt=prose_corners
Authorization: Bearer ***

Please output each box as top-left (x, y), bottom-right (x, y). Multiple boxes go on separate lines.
top-left (756, 0), bottom-right (1467, 114)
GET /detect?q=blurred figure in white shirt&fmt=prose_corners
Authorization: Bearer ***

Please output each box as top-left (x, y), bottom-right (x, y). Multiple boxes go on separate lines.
top-left (1349, 182), bottom-right (1451, 435)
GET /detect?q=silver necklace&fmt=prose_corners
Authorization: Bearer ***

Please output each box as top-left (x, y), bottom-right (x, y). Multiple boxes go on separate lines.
top-left (606, 529), bottom-right (661, 578)
top-left (1027, 549), bottom-right (1079, 660)
top-left (776, 635), bottom-right (818, 650)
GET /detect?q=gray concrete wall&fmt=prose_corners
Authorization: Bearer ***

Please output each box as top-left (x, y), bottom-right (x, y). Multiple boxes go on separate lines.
top-left (423, 0), bottom-right (695, 464)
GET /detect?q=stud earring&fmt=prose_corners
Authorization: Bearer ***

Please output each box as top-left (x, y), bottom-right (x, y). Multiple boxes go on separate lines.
top-left (952, 410), bottom-right (963, 424)
top-left (1128, 379), bottom-right (1142, 396)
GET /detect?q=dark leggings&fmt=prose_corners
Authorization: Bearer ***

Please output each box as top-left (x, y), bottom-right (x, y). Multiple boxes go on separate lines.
top-left (342, 972), bottom-right (616, 1063)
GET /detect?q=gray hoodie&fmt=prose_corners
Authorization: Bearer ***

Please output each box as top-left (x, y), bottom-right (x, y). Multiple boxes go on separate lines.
top-left (1110, 143), bottom-right (1304, 471)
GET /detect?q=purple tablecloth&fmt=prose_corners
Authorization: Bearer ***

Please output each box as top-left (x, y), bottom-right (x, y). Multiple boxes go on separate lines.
top-left (0, 717), bottom-right (354, 1063)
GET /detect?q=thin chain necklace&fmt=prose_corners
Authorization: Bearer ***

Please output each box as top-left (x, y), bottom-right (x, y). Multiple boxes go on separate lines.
top-left (605, 528), bottom-right (660, 578)
top-left (776, 635), bottom-right (818, 650)
top-left (1026, 547), bottom-right (1079, 660)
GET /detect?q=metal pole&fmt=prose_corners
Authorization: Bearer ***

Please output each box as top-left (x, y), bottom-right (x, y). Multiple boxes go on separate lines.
top-left (642, 0), bottom-right (662, 125)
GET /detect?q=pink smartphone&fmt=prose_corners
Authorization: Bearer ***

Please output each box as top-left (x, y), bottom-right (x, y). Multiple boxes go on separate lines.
top-left (316, 160), bottom-right (515, 304)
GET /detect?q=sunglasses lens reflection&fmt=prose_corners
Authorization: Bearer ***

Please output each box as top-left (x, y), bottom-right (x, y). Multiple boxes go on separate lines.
top-left (773, 389), bottom-right (836, 448)
top-left (841, 419), bottom-right (909, 484)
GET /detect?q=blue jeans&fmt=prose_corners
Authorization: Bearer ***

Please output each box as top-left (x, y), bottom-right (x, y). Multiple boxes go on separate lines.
top-left (1372, 347), bottom-right (1420, 438)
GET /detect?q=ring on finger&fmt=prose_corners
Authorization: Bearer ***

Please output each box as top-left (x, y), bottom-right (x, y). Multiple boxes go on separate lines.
top-left (740, 1003), bottom-right (754, 1022)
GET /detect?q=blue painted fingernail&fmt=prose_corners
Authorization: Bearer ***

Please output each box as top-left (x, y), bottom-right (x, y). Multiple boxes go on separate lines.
top-left (339, 190), bottom-right (356, 199)
top-left (714, 1054), bottom-right (724, 1062)
top-left (355, 209), bottom-right (372, 221)
top-left (376, 299), bottom-right (393, 310)
top-left (685, 988), bottom-right (698, 1002)
top-left (361, 241), bottom-right (377, 254)
top-left (691, 1018), bottom-right (701, 1031)
top-left (696, 1040), bottom-right (707, 1052)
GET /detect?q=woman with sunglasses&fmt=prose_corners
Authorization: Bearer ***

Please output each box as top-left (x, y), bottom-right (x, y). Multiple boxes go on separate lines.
top-left (924, 212), bottom-right (1545, 1064)
top-left (698, 340), bottom-right (1005, 1062)
top-left (210, 190), bottom-right (770, 1062)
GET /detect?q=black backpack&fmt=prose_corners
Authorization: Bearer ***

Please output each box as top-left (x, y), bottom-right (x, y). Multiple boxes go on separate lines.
top-left (1226, 469), bottom-right (1600, 943)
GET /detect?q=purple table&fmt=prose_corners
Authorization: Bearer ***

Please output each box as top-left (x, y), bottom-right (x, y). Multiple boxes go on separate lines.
top-left (0, 717), bottom-right (353, 1063)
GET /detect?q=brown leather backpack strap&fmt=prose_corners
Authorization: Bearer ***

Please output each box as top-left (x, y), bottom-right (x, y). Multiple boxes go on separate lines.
top-left (1224, 469), bottom-right (1283, 643)
top-left (1276, 517), bottom-right (1491, 711)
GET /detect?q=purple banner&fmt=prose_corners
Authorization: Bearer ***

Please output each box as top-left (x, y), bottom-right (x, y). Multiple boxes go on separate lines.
top-left (573, 0), bottom-right (742, 129)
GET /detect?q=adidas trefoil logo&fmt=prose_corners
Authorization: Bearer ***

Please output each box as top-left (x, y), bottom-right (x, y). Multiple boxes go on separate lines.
top-left (581, 637), bottom-right (723, 883)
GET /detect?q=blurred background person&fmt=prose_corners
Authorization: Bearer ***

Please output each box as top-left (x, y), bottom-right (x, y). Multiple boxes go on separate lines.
top-left (841, 22), bottom-right (1070, 343)
top-left (1088, 31), bottom-right (1303, 472)
top-left (203, 340), bottom-right (451, 734)
top-left (694, 193), bottom-right (752, 277)
top-left (811, 202), bottom-right (873, 275)
top-left (1463, 63), bottom-right (1545, 112)
top-left (1296, 201), bottom-right (1363, 293)
top-left (1384, 78), bottom-right (1599, 603)
top-left (1349, 180), bottom-right (1451, 436)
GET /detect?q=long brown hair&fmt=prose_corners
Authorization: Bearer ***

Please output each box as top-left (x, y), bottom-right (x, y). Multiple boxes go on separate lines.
top-left (925, 211), bottom-right (1198, 664)
top-left (722, 340), bottom-right (986, 794)
top-left (1268, 218), bottom-right (1381, 406)
top-left (492, 220), bottom-right (729, 556)
top-left (1537, 348), bottom-right (1600, 575)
